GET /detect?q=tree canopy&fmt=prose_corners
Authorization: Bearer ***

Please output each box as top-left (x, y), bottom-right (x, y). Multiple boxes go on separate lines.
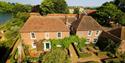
top-left (92, 2), bottom-right (124, 26)
top-left (73, 8), bottom-right (80, 14)
top-left (114, 0), bottom-right (125, 5)
top-left (0, 1), bottom-right (32, 13)
top-left (114, 0), bottom-right (125, 12)
top-left (40, 0), bottom-right (69, 15)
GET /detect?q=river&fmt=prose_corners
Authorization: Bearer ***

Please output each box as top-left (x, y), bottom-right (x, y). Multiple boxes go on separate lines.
top-left (0, 13), bottom-right (12, 24)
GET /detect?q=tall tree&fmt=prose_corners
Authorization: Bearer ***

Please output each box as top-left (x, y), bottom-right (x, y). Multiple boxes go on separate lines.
top-left (0, 1), bottom-right (32, 13)
top-left (0, 1), bottom-right (13, 13)
top-left (92, 2), bottom-right (124, 26)
top-left (114, 0), bottom-right (125, 5)
top-left (73, 8), bottom-right (80, 14)
top-left (114, 0), bottom-right (125, 12)
top-left (40, 0), bottom-right (69, 15)
top-left (12, 3), bottom-right (32, 14)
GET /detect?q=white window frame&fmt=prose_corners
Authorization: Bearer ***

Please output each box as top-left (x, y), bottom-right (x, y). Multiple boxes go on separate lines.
top-left (56, 32), bottom-right (62, 39)
top-left (45, 32), bottom-right (49, 39)
top-left (95, 30), bottom-right (100, 36)
top-left (85, 39), bottom-right (90, 44)
top-left (88, 31), bottom-right (93, 36)
top-left (93, 38), bottom-right (98, 43)
top-left (30, 32), bottom-right (36, 39)
top-left (43, 41), bottom-right (51, 51)
top-left (32, 40), bottom-right (36, 48)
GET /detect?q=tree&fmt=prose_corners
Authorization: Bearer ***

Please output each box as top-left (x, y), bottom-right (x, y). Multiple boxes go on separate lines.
top-left (119, 14), bottom-right (125, 25)
top-left (0, 1), bottom-right (32, 14)
top-left (91, 2), bottom-right (124, 26)
top-left (42, 48), bottom-right (69, 63)
top-left (114, 0), bottom-right (125, 5)
top-left (121, 53), bottom-right (125, 62)
top-left (40, 0), bottom-right (69, 15)
top-left (96, 37), bottom-right (119, 54)
top-left (12, 3), bottom-right (32, 14)
top-left (73, 8), bottom-right (80, 14)
top-left (114, 0), bottom-right (125, 12)
top-left (0, 1), bottom-right (13, 13)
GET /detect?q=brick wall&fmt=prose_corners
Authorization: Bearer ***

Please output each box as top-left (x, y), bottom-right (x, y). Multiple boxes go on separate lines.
top-left (76, 30), bottom-right (102, 43)
top-left (21, 32), bottom-right (69, 46)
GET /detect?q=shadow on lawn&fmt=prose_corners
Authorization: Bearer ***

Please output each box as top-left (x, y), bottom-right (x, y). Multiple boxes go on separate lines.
top-left (0, 44), bottom-right (10, 63)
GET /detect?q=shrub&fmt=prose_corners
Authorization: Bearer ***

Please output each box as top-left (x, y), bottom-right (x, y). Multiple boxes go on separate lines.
top-left (104, 58), bottom-right (121, 63)
top-left (97, 52), bottom-right (107, 57)
top-left (73, 43), bottom-right (91, 58)
top-left (50, 36), bottom-right (86, 49)
top-left (42, 48), bottom-right (70, 63)
top-left (85, 61), bottom-right (99, 63)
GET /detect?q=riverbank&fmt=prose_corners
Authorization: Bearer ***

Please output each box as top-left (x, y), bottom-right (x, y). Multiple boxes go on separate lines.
top-left (0, 12), bottom-right (29, 62)
top-left (0, 13), bottom-right (12, 24)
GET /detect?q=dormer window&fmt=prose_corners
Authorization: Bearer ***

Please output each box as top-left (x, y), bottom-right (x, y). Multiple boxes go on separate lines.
top-left (30, 32), bottom-right (36, 39)
top-left (88, 31), bottom-right (92, 36)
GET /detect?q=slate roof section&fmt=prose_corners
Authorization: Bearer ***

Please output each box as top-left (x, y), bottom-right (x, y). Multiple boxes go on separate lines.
top-left (108, 26), bottom-right (125, 40)
top-left (20, 16), bottom-right (69, 32)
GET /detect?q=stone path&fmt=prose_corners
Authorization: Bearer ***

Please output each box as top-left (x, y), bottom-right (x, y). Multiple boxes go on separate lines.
top-left (69, 44), bottom-right (78, 63)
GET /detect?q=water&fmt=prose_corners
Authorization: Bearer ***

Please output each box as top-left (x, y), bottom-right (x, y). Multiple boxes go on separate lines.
top-left (0, 13), bottom-right (12, 24)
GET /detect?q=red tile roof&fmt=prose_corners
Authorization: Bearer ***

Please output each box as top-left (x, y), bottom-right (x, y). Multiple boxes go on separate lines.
top-left (47, 14), bottom-right (78, 17)
top-left (20, 16), bottom-right (69, 32)
top-left (75, 16), bottom-right (102, 31)
top-left (108, 26), bottom-right (125, 40)
top-left (85, 10), bottom-right (96, 14)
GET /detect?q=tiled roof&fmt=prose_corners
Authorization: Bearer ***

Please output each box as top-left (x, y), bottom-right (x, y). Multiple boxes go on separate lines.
top-left (48, 14), bottom-right (78, 24)
top-left (76, 16), bottom-right (102, 31)
top-left (20, 16), bottom-right (69, 32)
top-left (48, 14), bottom-right (78, 17)
top-left (85, 10), bottom-right (96, 14)
top-left (108, 26), bottom-right (125, 40)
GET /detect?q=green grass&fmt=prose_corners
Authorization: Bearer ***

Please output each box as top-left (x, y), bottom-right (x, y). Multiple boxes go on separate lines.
top-left (79, 52), bottom-right (92, 58)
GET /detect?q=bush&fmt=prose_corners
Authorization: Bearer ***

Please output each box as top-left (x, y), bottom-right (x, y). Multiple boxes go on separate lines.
top-left (85, 61), bottom-right (99, 63)
top-left (73, 43), bottom-right (91, 58)
top-left (50, 36), bottom-right (86, 49)
top-left (97, 52), bottom-right (107, 57)
top-left (42, 48), bottom-right (70, 63)
top-left (107, 52), bottom-right (115, 58)
top-left (104, 58), bottom-right (121, 63)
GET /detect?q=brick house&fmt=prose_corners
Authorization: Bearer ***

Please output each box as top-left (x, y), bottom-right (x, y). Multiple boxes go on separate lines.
top-left (20, 16), bottom-right (70, 52)
top-left (71, 16), bottom-right (102, 44)
top-left (48, 14), bottom-right (103, 44)
top-left (20, 13), bottom-right (103, 53)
